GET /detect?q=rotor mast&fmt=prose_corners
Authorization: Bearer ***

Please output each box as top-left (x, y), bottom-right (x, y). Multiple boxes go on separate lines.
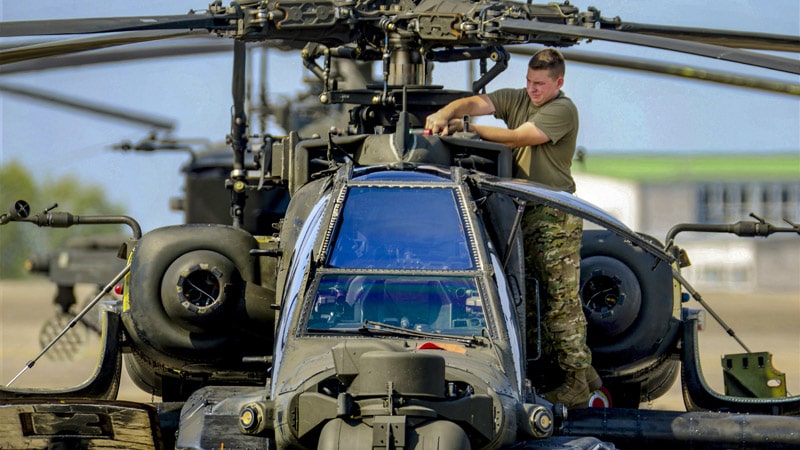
top-left (385, 34), bottom-right (430, 87)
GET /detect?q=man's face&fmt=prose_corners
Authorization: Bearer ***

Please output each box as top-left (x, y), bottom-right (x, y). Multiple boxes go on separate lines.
top-left (526, 68), bottom-right (563, 107)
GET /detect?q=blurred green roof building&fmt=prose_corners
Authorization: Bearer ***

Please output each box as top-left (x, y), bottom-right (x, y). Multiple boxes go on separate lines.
top-left (573, 151), bottom-right (800, 292)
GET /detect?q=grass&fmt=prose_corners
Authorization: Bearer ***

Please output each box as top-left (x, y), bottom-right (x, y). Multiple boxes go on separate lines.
top-left (574, 152), bottom-right (800, 182)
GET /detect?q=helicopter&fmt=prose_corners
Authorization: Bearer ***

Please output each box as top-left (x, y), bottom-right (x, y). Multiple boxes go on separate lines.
top-left (1, 0), bottom-right (800, 449)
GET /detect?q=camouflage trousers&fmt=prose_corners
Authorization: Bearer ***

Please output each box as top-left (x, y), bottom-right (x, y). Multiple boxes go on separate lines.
top-left (523, 204), bottom-right (591, 373)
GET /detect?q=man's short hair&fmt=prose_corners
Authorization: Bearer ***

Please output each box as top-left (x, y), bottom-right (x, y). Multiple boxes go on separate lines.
top-left (528, 48), bottom-right (565, 79)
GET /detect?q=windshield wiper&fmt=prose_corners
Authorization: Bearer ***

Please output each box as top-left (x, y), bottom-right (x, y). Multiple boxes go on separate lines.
top-left (307, 327), bottom-right (358, 334)
top-left (360, 320), bottom-right (483, 346)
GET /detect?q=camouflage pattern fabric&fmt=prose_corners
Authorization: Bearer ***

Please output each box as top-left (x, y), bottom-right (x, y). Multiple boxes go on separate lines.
top-left (523, 204), bottom-right (590, 372)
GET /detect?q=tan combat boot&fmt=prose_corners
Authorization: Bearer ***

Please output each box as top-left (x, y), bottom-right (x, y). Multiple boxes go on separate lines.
top-left (541, 369), bottom-right (590, 409)
top-left (586, 365), bottom-right (603, 391)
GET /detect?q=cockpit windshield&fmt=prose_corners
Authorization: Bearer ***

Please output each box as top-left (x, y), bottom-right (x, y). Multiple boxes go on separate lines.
top-left (304, 180), bottom-right (487, 337)
top-left (307, 274), bottom-right (486, 336)
top-left (327, 186), bottom-right (474, 270)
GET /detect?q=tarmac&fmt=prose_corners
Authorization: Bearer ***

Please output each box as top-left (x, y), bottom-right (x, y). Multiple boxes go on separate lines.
top-left (2, 279), bottom-right (798, 410)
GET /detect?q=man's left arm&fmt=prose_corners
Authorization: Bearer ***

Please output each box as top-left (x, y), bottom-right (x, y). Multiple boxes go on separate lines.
top-left (447, 119), bottom-right (550, 148)
top-left (456, 99), bottom-right (574, 148)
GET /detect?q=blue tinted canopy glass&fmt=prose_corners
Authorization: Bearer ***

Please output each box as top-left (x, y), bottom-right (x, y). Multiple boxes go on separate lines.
top-left (307, 274), bottom-right (485, 336)
top-left (327, 186), bottom-right (474, 270)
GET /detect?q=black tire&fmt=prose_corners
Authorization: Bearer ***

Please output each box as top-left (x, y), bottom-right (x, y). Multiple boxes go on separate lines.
top-left (580, 255), bottom-right (642, 339)
top-left (644, 358), bottom-right (680, 401)
top-left (580, 230), bottom-right (678, 372)
top-left (123, 224), bottom-right (259, 363)
top-left (602, 358), bottom-right (680, 409)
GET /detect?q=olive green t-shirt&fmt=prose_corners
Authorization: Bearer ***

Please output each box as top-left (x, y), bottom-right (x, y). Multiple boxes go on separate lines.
top-left (487, 88), bottom-right (579, 193)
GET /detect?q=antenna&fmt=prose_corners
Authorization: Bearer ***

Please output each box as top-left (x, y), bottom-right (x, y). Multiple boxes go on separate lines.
top-left (229, 40), bottom-right (249, 229)
top-left (393, 85), bottom-right (411, 155)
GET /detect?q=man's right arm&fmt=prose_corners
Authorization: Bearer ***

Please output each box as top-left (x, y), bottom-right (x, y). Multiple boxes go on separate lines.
top-left (425, 94), bottom-right (495, 135)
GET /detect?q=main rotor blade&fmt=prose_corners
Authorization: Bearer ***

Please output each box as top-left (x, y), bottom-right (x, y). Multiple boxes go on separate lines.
top-left (0, 30), bottom-right (208, 66)
top-left (0, 37), bottom-right (309, 75)
top-left (0, 39), bottom-right (232, 74)
top-left (0, 14), bottom-right (234, 37)
top-left (597, 19), bottom-right (800, 53)
top-left (0, 81), bottom-right (175, 131)
top-left (507, 46), bottom-right (800, 96)
top-left (500, 19), bottom-right (800, 75)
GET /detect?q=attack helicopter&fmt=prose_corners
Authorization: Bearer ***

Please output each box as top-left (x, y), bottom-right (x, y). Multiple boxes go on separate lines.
top-left (1, 1), bottom-right (800, 449)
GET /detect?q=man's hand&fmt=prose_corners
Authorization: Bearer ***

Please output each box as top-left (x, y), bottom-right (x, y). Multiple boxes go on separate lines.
top-left (425, 110), bottom-right (451, 135)
top-left (425, 94), bottom-right (494, 135)
top-left (426, 116), bottom-right (468, 136)
top-left (447, 118), bottom-right (465, 133)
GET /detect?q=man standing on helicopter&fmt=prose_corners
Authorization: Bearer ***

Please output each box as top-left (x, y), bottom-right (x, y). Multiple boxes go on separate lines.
top-left (425, 48), bottom-right (595, 409)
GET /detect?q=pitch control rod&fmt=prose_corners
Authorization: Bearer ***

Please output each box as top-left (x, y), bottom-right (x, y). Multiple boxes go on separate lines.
top-left (5, 263), bottom-right (130, 386)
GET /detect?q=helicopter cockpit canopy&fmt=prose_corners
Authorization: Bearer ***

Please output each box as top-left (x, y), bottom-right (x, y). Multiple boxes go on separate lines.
top-left (328, 171), bottom-right (474, 271)
top-left (304, 170), bottom-right (490, 337)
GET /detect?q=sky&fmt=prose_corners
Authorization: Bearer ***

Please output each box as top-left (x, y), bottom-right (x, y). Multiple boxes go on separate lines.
top-left (1, 0), bottom-right (798, 232)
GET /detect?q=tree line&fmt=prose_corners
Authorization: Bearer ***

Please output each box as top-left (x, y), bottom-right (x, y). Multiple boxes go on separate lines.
top-left (0, 161), bottom-right (125, 279)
